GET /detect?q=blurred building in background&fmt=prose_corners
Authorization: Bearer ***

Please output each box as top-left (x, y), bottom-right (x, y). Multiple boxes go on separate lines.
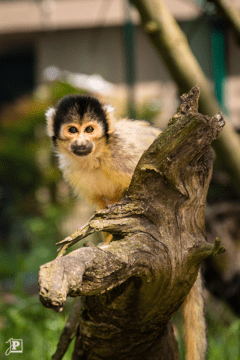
top-left (0, 0), bottom-right (240, 128)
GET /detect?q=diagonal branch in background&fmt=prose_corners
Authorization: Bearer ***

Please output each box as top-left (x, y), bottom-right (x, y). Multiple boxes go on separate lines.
top-left (39, 86), bottom-right (225, 359)
top-left (211, 0), bottom-right (240, 42)
top-left (131, 0), bottom-right (240, 196)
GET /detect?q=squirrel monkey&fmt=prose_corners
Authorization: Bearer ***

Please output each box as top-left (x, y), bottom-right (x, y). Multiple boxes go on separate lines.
top-left (46, 94), bottom-right (207, 360)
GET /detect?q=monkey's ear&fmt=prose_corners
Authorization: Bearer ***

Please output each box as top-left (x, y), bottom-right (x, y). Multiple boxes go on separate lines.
top-left (104, 104), bottom-right (115, 134)
top-left (45, 107), bottom-right (56, 137)
top-left (104, 104), bottom-right (115, 114)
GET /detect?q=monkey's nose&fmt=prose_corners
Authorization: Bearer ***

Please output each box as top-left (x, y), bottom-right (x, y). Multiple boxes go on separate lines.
top-left (77, 145), bottom-right (87, 151)
top-left (71, 142), bottom-right (93, 156)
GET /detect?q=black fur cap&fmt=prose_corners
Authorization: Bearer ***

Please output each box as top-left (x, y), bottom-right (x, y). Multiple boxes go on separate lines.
top-left (52, 95), bottom-right (109, 141)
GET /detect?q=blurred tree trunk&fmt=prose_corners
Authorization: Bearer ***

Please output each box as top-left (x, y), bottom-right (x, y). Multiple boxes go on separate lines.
top-left (211, 0), bottom-right (240, 41)
top-left (131, 0), bottom-right (240, 195)
top-left (39, 87), bottom-right (224, 359)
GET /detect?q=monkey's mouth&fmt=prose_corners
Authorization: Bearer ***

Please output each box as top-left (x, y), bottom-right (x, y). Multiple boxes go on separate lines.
top-left (71, 143), bottom-right (93, 157)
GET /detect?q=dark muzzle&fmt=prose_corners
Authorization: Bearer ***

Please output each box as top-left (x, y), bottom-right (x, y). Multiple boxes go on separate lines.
top-left (71, 141), bottom-right (93, 156)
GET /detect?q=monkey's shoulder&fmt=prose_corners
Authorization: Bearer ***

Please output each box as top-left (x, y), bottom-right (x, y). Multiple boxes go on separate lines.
top-left (109, 118), bottom-right (161, 173)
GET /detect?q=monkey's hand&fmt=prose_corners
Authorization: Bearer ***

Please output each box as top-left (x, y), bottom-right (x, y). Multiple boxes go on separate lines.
top-left (103, 233), bottom-right (113, 244)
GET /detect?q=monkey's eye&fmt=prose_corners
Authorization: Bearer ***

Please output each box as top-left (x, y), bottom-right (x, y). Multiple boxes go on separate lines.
top-left (85, 126), bottom-right (94, 133)
top-left (68, 126), bottom-right (78, 134)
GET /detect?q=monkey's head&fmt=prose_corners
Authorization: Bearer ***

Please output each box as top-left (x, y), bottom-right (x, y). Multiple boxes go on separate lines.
top-left (46, 95), bottom-right (114, 158)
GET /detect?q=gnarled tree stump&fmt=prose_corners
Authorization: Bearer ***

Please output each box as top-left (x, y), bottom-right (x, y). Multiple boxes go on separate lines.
top-left (39, 86), bottom-right (225, 360)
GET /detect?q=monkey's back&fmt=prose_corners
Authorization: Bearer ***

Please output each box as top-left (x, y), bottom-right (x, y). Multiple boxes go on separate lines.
top-left (110, 119), bottom-right (161, 176)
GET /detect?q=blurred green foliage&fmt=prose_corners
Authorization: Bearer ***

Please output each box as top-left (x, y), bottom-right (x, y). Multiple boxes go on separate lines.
top-left (136, 98), bottom-right (162, 122)
top-left (0, 80), bottom-right (89, 358)
top-left (0, 295), bottom-right (74, 359)
top-left (0, 81), bottom-right (89, 291)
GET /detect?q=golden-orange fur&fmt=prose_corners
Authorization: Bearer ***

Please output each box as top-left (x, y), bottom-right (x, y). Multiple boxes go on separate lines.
top-left (55, 137), bottom-right (131, 208)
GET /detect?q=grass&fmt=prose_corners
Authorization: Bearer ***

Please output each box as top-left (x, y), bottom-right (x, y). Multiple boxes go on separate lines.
top-left (206, 296), bottom-right (240, 360)
top-left (0, 294), bottom-right (74, 359)
top-left (1, 291), bottom-right (240, 359)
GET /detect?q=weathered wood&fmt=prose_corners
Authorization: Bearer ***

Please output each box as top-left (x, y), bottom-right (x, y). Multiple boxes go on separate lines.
top-left (39, 86), bottom-right (225, 359)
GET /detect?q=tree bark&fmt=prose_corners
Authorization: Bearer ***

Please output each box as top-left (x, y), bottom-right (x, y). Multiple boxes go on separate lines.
top-left (131, 0), bottom-right (240, 195)
top-left (38, 86), bottom-right (225, 359)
